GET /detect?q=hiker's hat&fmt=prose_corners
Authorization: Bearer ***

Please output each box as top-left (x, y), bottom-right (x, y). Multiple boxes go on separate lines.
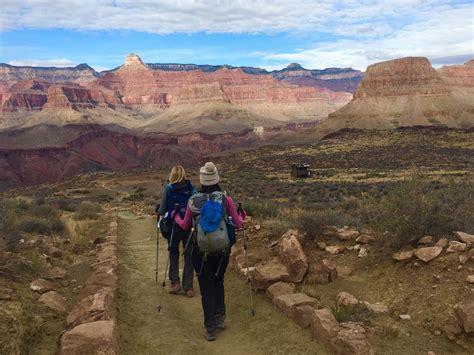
top-left (199, 200), bottom-right (223, 232)
top-left (200, 162), bottom-right (219, 186)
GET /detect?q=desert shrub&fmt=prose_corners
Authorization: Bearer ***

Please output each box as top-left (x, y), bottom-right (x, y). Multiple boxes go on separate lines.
top-left (19, 218), bottom-right (50, 234)
top-left (124, 187), bottom-right (147, 201)
top-left (332, 303), bottom-right (373, 324)
top-left (74, 202), bottom-right (102, 220)
top-left (241, 200), bottom-right (280, 219)
top-left (56, 198), bottom-right (79, 212)
top-left (0, 199), bottom-right (21, 252)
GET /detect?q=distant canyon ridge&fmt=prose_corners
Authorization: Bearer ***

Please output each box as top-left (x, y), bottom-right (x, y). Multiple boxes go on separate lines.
top-left (0, 54), bottom-right (473, 190)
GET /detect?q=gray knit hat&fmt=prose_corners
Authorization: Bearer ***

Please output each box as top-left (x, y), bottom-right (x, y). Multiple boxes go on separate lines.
top-left (200, 162), bottom-right (220, 186)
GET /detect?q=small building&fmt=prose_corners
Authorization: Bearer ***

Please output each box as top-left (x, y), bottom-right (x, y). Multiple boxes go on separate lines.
top-left (291, 163), bottom-right (311, 178)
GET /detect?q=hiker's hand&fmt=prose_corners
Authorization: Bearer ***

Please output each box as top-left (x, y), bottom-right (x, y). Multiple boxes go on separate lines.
top-left (238, 209), bottom-right (246, 219)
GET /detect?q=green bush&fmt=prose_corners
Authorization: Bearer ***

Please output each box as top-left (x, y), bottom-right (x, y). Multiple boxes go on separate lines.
top-left (74, 202), bottom-right (102, 220)
top-left (242, 200), bottom-right (280, 219)
top-left (19, 218), bottom-right (51, 234)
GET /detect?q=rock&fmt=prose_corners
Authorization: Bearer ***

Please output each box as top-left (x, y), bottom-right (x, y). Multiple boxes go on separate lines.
top-left (306, 261), bottom-right (332, 284)
top-left (435, 238), bottom-right (448, 248)
top-left (274, 293), bottom-right (319, 317)
top-left (239, 266), bottom-right (255, 277)
top-left (330, 322), bottom-right (373, 355)
top-left (393, 249), bottom-right (414, 261)
top-left (467, 275), bottom-right (474, 284)
top-left (336, 292), bottom-right (359, 306)
top-left (0, 286), bottom-right (13, 300)
top-left (254, 224), bottom-right (261, 230)
top-left (418, 236), bottom-right (433, 245)
top-left (59, 320), bottom-right (119, 355)
top-left (459, 254), bottom-right (469, 264)
top-left (279, 230), bottom-right (308, 283)
top-left (311, 308), bottom-right (341, 342)
top-left (80, 270), bottom-right (117, 297)
top-left (358, 247), bottom-right (368, 258)
top-left (336, 265), bottom-right (353, 278)
top-left (454, 231), bottom-right (474, 245)
top-left (49, 267), bottom-right (67, 280)
top-left (355, 235), bottom-right (373, 244)
top-left (456, 298), bottom-right (474, 333)
top-left (66, 288), bottom-right (116, 328)
top-left (265, 282), bottom-right (295, 302)
top-left (363, 302), bottom-right (388, 314)
top-left (414, 247), bottom-right (442, 263)
top-left (317, 242), bottom-right (327, 250)
top-left (337, 228), bottom-right (360, 241)
top-left (39, 291), bottom-right (67, 314)
top-left (446, 241), bottom-right (467, 253)
top-left (251, 262), bottom-right (290, 290)
top-left (46, 246), bottom-right (63, 258)
top-left (292, 304), bottom-right (316, 329)
top-left (235, 253), bottom-right (261, 270)
top-left (442, 323), bottom-right (463, 340)
top-left (30, 278), bottom-right (55, 293)
top-left (326, 245), bottom-right (345, 255)
top-left (399, 314), bottom-right (411, 321)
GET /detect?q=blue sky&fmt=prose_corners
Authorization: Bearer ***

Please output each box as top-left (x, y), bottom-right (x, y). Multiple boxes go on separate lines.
top-left (0, 1), bottom-right (472, 71)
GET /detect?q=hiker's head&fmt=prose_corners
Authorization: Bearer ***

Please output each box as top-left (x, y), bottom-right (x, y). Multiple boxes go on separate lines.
top-left (200, 162), bottom-right (219, 186)
top-left (169, 165), bottom-right (186, 184)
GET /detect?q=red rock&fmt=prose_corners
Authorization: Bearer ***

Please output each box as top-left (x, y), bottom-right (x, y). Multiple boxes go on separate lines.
top-left (274, 293), bottom-right (319, 317)
top-left (279, 230), bottom-right (308, 283)
top-left (454, 231), bottom-right (474, 245)
top-left (311, 308), bottom-right (341, 342)
top-left (59, 320), bottom-right (119, 355)
top-left (414, 247), bottom-right (442, 263)
top-left (336, 292), bottom-right (359, 306)
top-left (39, 291), bottom-right (67, 314)
top-left (292, 304), bottom-right (316, 329)
top-left (446, 241), bottom-right (467, 253)
top-left (330, 322), bottom-right (374, 355)
top-left (251, 261), bottom-right (290, 290)
top-left (456, 298), bottom-right (474, 333)
top-left (265, 282), bottom-right (295, 302)
top-left (66, 288), bottom-right (116, 328)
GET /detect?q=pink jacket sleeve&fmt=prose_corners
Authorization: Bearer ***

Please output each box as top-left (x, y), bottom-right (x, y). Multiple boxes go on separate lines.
top-left (174, 194), bottom-right (244, 230)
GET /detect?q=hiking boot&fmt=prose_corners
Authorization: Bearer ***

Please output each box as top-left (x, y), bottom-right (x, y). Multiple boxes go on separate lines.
top-left (169, 282), bottom-right (181, 294)
top-left (204, 329), bottom-right (217, 341)
top-left (216, 314), bottom-right (226, 330)
top-left (185, 289), bottom-right (195, 298)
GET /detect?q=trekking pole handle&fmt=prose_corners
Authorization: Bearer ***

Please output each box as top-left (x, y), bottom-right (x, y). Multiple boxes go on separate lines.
top-left (174, 203), bottom-right (180, 213)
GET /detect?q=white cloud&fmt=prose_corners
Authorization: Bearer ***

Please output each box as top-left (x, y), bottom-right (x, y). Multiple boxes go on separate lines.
top-left (262, 4), bottom-right (474, 70)
top-left (7, 58), bottom-right (75, 67)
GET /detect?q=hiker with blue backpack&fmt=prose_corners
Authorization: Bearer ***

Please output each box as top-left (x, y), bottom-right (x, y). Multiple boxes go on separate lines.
top-left (173, 162), bottom-right (245, 341)
top-left (157, 166), bottom-right (196, 297)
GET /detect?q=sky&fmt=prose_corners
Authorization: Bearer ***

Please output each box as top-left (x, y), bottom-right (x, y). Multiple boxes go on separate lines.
top-left (0, 0), bottom-right (472, 72)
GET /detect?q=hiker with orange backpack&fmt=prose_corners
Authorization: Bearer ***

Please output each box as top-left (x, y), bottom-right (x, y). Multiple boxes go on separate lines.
top-left (173, 162), bottom-right (245, 341)
top-left (157, 166), bottom-right (196, 297)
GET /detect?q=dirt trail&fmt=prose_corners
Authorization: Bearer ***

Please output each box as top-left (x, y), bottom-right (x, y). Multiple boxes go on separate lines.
top-left (117, 212), bottom-right (327, 355)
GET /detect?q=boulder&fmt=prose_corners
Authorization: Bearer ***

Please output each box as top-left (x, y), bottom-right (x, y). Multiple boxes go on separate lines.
top-left (336, 292), bottom-right (359, 306)
top-left (363, 302), bottom-right (388, 314)
top-left (336, 266), bottom-right (353, 278)
top-left (59, 320), bottom-right (119, 355)
top-left (454, 231), bottom-right (474, 245)
top-left (67, 288), bottom-right (117, 328)
top-left (265, 282), bottom-right (295, 302)
top-left (49, 267), bottom-right (67, 280)
top-left (392, 249), bottom-right (414, 261)
top-left (274, 293), bottom-right (319, 317)
top-left (337, 228), bottom-right (360, 241)
top-left (435, 238), bottom-right (448, 248)
top-left (326, 245), bottom-right (346, 255)
top-left (331, 322), bottom-right (373, 355)
top-left (80, 270), bottom-right (117, 297)
top-left (446, 241), bottom-right (467, 253)
top-left (358, 247), bottom-right (368, 258)
top-left (30, 278), bottom-right (55, 293)
top-left (456, 298), bottom-right (474, 333)
top-left (355, 235), bottom-right (373, 244)
top-left (292, 304), bottom-right (316, 329)
top-left (279, 231), bottom-right (308, 282)
top-left (39, 291), bottom-right (67, 314)
top-left (418, 236), bottom-right (433, 245)
top-left (414, 247), bottom-right (442, 263)
top-left (311, 308), bottom-right (341, 342)
top-left (251, 262), bottom-right (290, 290)
top-left (323, 260), bottom-right (338, 282)
top-left (46, 246), bottom-right (63, 258)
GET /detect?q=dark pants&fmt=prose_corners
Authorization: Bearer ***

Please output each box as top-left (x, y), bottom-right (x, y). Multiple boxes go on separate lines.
top-left (192, 251), bottom-right (229, 332)
top-left (168, 226), bottom-right (194, 291)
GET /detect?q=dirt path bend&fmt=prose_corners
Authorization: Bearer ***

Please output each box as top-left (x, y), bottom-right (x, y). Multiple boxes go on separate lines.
top-left (117, 212), bottom-right (327, 355)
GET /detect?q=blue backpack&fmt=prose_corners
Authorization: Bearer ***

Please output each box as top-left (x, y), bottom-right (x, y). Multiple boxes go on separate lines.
top-left (165, 180), bottom-right (195, 219)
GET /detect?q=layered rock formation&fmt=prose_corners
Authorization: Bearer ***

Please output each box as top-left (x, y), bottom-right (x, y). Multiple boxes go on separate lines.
top-left (0, 54), bottom-right (352, 133)
top-left (324, 57), bottom-right (474, 131)
top-left (438, 60), bottom-right (474, 106)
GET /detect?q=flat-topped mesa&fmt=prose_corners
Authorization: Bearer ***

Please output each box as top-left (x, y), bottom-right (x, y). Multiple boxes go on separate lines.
top-left (123, 54), bottom-right (149, 69)
top-left (438, 59), bottom-right (474, 87)
top-left (355, 57), bottom-right (450, 98)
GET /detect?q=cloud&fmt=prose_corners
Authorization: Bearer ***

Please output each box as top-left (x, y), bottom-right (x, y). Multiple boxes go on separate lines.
top-left (7, 58), bottom-right (75, 67)
top-left (261, 3), bottom-right (474, 70)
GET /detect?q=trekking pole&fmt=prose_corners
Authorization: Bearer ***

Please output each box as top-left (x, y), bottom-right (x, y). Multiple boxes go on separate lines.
top-left (157, 203), bottom-right (179, 313)
top-left (155, 216), bottom-right (161, 283)
top-left (238, 203), bottom-right (256, 317)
